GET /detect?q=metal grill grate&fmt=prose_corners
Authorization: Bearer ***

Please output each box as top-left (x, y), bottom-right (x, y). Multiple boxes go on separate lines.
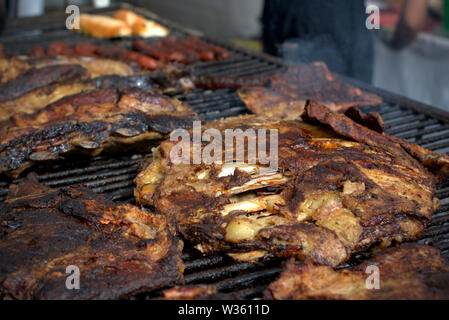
top-left (1, 3), bottom-right (449, 300)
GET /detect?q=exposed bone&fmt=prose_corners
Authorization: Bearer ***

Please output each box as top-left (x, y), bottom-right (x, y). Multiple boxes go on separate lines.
top-left (218, 162), bottom-right (261, 178)
top-left (78, 141), bottom-right (101, 149)
top-left (114, 128), bottom-right (141, 137)
top-left (29, 151), bottom-right (59, 161)
top-left (228, 250), bottom-right (267, 262)
top-left (221, 194), bottom-right (285, 216)
top-left (225, 211), bottom-right (288, 243)
top-left (197, 170), bottom-right (208, 180)
top-left (342, 180), bottom-right (365, 196)
top-left (217, 172), bottom-right (289, 197)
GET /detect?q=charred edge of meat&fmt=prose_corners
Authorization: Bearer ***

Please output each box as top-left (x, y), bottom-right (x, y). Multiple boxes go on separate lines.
top-left (264, 243), bottom-right (449, 300)
top-left (0, 88), bottom-right (198, 176)
top-left (344, 107), bottom-right (385, 133)
top-left (304, 101), bottom-right (449, 181)
top-left (0, 64), bottom-right (88, 102)
top-left (161, 285), bottom-right (244, 300)
top-left (191, 73), bottom-right (270, 90)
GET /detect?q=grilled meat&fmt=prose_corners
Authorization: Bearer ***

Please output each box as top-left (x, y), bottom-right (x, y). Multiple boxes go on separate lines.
top-left (305, 102), bottom-right (449, 180)
top-left (28, 42), bottom-right (158, 70)
top-left (25, 36), bottom-right (230, 72)
top-left (0, 88), bottom-right (198, 177)
top-left (135, 102), bottom-right (445, 267)
top-left (163, 285), bottom-right (219, 300)
top-left (0, 174), bottom-right (184, 300)
top-left (133, 36), bottom-right (230, 64)
top-left (0, 56), bottom-right (135, 83)
top-left (0, 57), bottom-right (137, 122)
top-left (0, 64), bottom-right (92, 122)
top-left (265, 243), bottom-right (449, 300)
top-left (191, 73), bottom-right (270, 90)
top-left (238, 62), bottom-right (383, 119)
top-left (238, 87), bottom-right (307, 119)
top-left (162, 285), bottom-right (241, 300)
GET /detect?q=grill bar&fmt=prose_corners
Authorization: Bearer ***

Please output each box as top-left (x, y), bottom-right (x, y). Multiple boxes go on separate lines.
top-left (216, 267), bottom-right (282, 292)
top-left (184, 262), bottom-right (258, 285)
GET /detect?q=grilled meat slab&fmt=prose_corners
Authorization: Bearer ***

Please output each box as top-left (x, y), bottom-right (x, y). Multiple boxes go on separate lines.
top-left (0, 88), bottom-right (198, 177)
top-left (0, 174), bottom-right (184, 300)
top-left (0, 64), bottom-right (92, 122)
top-left (135, 102), bottom-right (444, 267)
top-left (238, 62), bottom-right (383, 119)
top-left (0, 56), bottom-right (135, 83)
top-left (0, 57), bottom-right (137, 122)
top-left (265, 243), bottom-right (449, 300)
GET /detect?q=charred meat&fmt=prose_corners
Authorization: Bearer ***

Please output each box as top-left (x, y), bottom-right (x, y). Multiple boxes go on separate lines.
top-left (0, 174), bottom-right (184, 300)
top-left (0, 56), bottom-right (135, 84)
top-left (265, 243), bottom-right (449, 300)
top-left (0, 88), bottom-right (198, 177)
top-left (0, 64), bottom-right (92, 121)
top-left (24, 37), bottom-right (231, 71)
top-left (0, 56), bottom-right (138, 122)
top-left (238, 62), bottom-right (383, 119)
top-left (135, 102), bottom-right (447, 267)
top-left (132, 36), bottom-right (230, 64)
top-left (162, 285), bottom-right (243, 300)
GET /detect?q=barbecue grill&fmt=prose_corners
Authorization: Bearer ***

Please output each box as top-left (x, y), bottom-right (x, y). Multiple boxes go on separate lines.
top-left (1, 2), bottom-right (449, 300)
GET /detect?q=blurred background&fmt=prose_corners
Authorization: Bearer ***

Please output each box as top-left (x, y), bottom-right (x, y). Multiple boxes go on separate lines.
top-left (1, 0), bottom-right (448, 111)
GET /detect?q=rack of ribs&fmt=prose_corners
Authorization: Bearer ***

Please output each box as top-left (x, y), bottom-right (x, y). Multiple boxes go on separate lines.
top-left (0, 174), bottom-right (184, 300)
top-left (237, 62), bottom-right (383, 119)
top-left (0, 56), bottom-right (139, 122)
top-left (135, 102), bottom-right (448, 267)
top-left (0, 88), bottom-right (198, 177)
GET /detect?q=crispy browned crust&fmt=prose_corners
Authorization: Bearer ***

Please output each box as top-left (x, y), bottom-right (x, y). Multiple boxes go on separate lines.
top-left (344, 107), bottom-right (385, 133)
top-left (0, 174), bottom-right (184, 300)
top-left (0, 57), bottom-right (139, 122)
top-left (0, 64), bottom-right (92, 122)
top-left (265, 244), bottom-right (449, 300)
top-left (161, 285), bottom-right (244, 300)
top-left (237, 87), bottom-right (307, 119)
top-left (135, 104), bottom-right (439, 267)
top-left (162, 285), bottom-right (218, 300)
top-left (0, 57), bottom-right (135, 84)
top-left (304, 101), bottom-right (449, 180)
top-left (0, 88), bottom-right (199, 177)
top-left (0, 64), bottom-right (87, 102)
top-left (237, 62), bottom-right (383, 119)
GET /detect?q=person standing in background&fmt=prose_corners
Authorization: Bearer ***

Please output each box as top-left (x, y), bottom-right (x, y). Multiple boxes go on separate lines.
top-left (388, 0), bottom-right (429, 49)
top-left (262, 0), bottom-right (373, 82)
top-left (262, 0), bottom-right (429, 83)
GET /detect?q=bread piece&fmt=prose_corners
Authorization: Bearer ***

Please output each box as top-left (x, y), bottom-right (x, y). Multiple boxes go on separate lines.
top-left (114, 9), bottom-right (168, 38)
top-left (133, 20), bottom-right (168, 37)
top-left (79, 14), bottom-right (132, 38)
top-left (113, 9), bottom-right (141, 26)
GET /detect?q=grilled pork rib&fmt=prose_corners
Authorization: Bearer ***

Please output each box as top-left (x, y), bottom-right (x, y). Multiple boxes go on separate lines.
top-left (0, 56), bottom-right (135, 84)
top-left (135, 102), bottom-right (446, 267)
top-left (265, 244), bottom-right (449, 300)
top-left (0, 57), bottom-right (137, 122)
top-left (0, 88), bottom-right (198, 177)
top-left (0, 64), bottom-right (92, 122)
top-left (238, 62), bottom-right (383, 119)
top-left (0, 174), bottom-right (184, 300)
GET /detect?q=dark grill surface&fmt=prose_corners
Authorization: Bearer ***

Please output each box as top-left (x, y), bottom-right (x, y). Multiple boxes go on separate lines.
top-left (1, 3), bottom-right (449, 299)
